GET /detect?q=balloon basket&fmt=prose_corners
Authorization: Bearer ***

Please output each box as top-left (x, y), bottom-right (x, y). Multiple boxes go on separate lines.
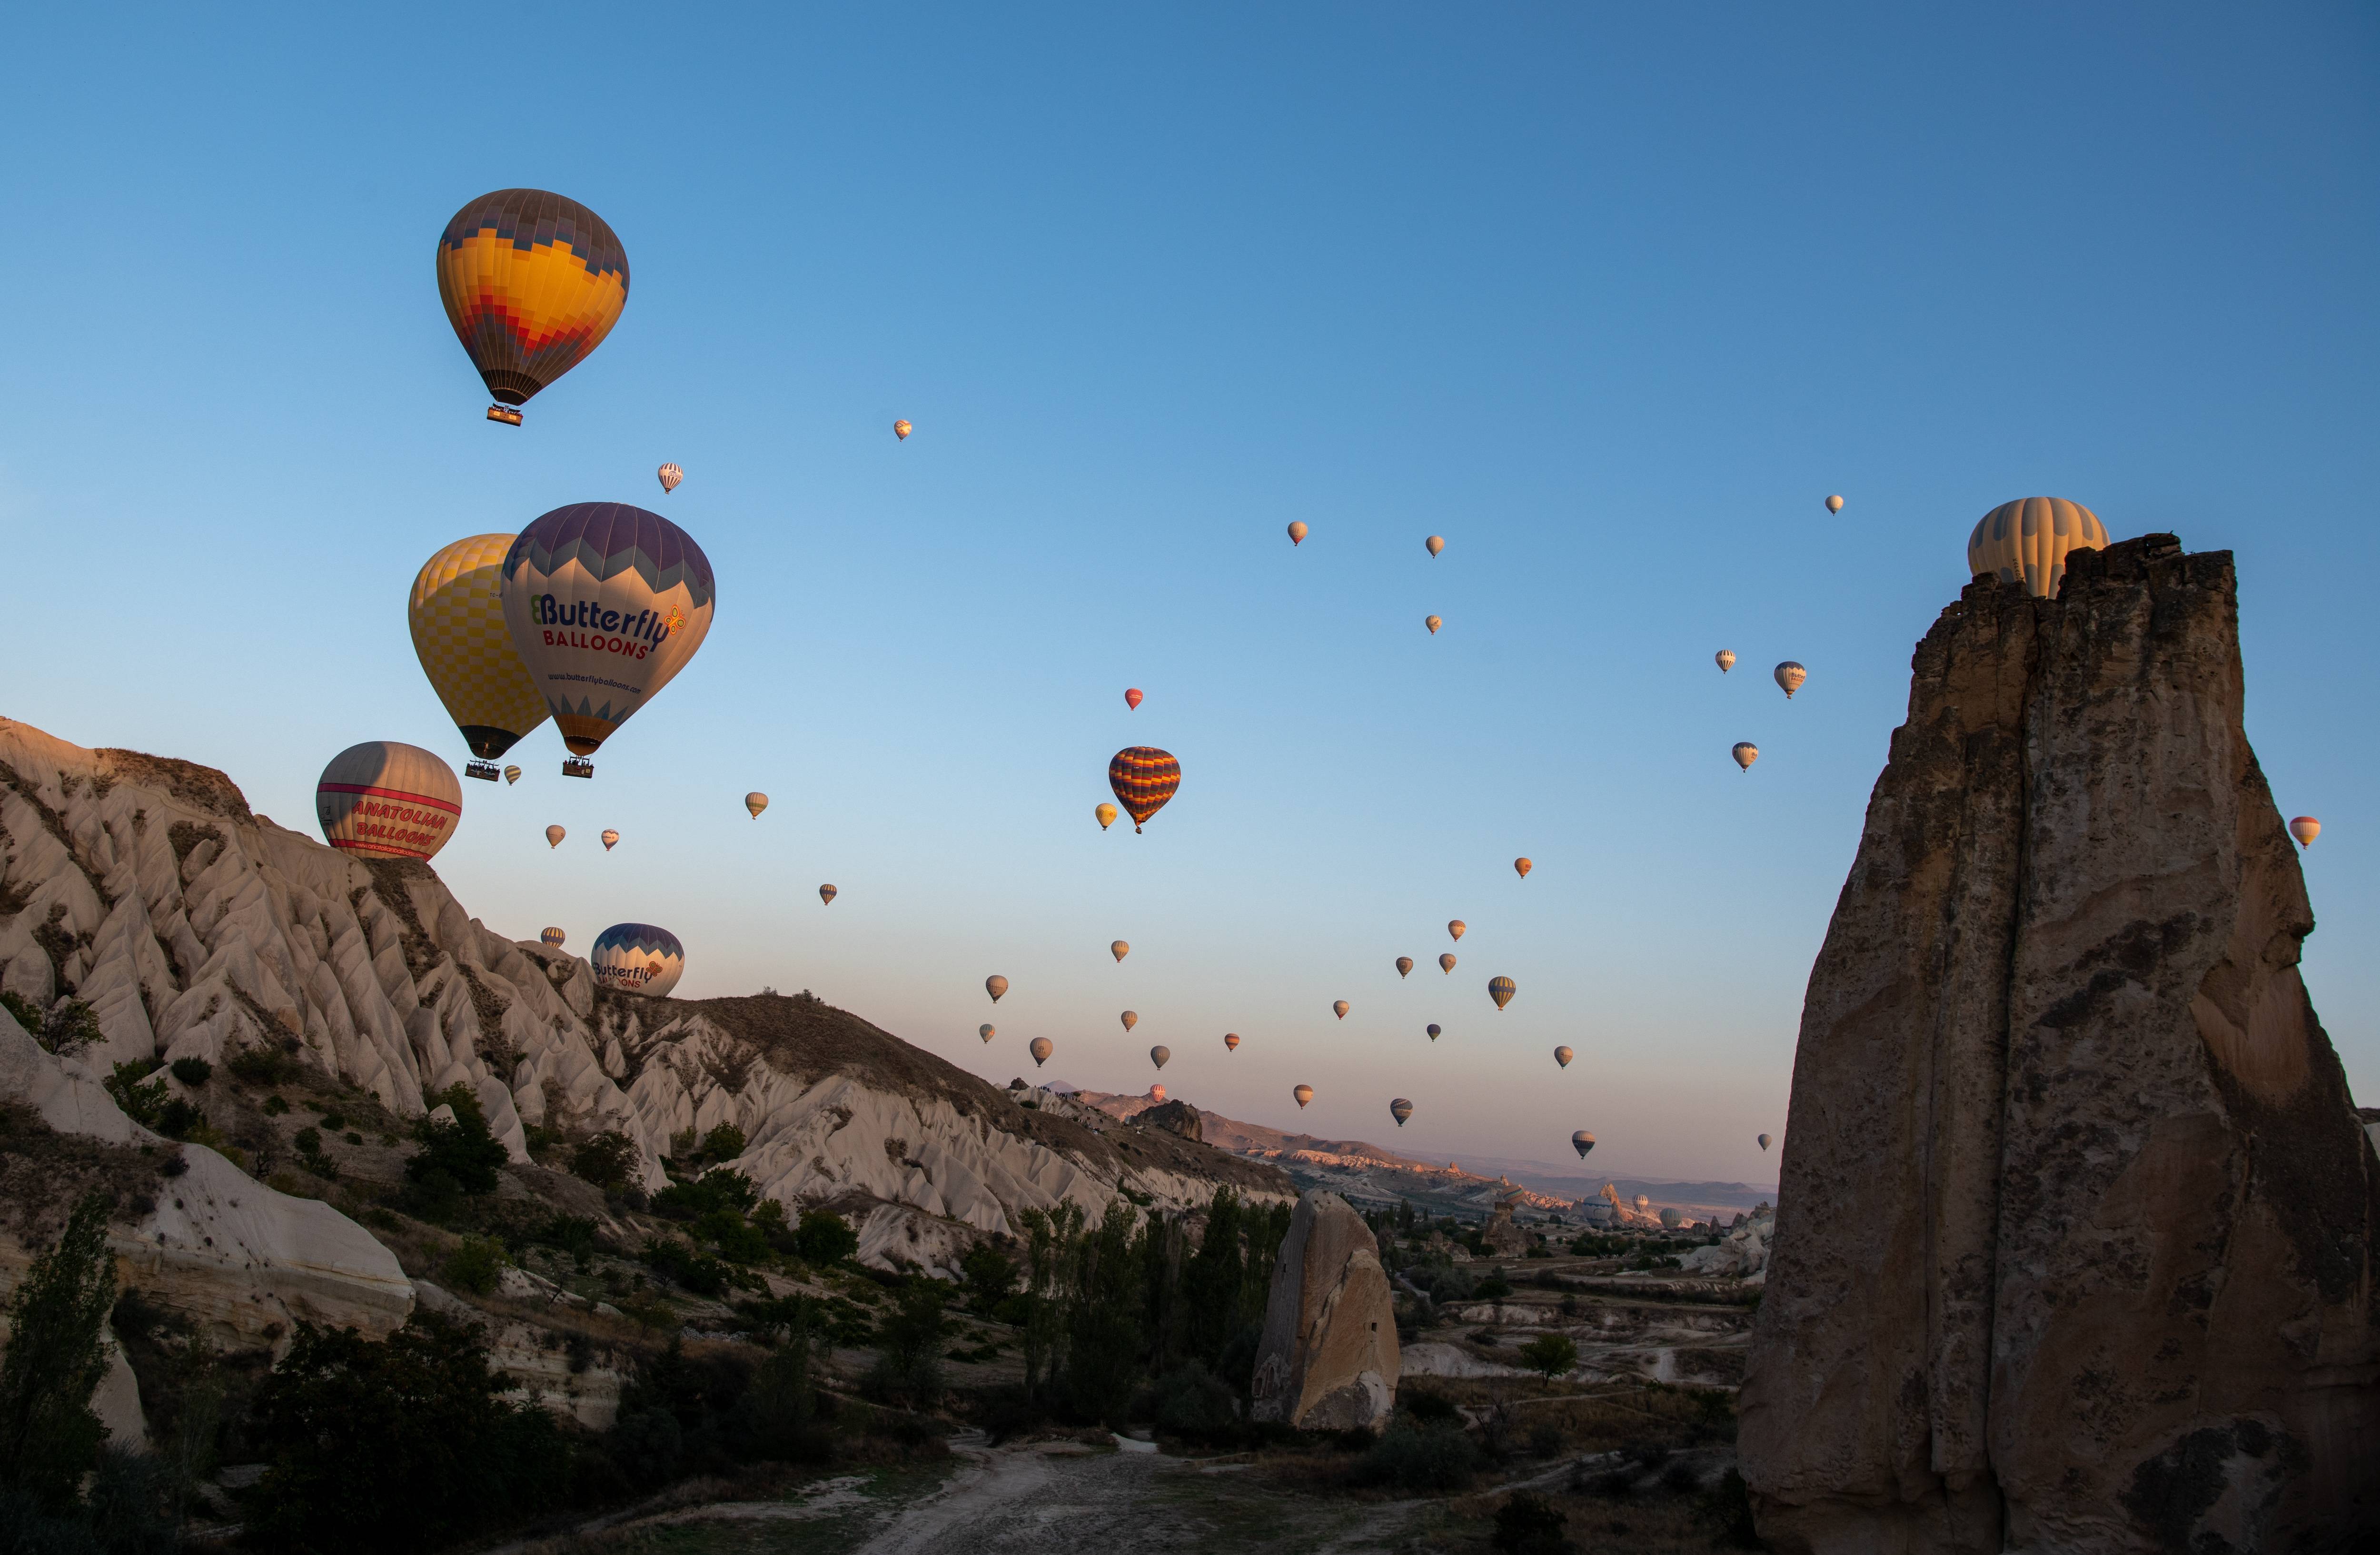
top-left (562, 757), bottom-right (594, 779)
top-left (464, 760), bottom-right (500, 782)
top-left (486, 405), bottom-right (523, 426)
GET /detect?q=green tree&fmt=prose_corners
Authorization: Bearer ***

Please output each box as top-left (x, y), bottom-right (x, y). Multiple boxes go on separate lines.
top-left (960, 1241), bottom-right (1018, 1312)
top-left (0, 1194), bottom-right (116, 1511)
top-left (1518, 1333), bottom-right (1577, 1380)
top-left (865, 1282), bottom-right (947, 1407)
top-left (1181, 1188), bottom-right (1246, 1367)
top-left (405, 1084), bottom-right (508, 1197)
top-left (569, 1131), bottom-right (639, 1193)
top-left (1061, 1201), bottom-right (1143, 1424)
top-left (791, 1209), bottom-right (857, 1267)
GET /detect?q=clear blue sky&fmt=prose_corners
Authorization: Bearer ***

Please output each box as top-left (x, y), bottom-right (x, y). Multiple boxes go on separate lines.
top-left (5, 4), bottom-right (2374, 1183)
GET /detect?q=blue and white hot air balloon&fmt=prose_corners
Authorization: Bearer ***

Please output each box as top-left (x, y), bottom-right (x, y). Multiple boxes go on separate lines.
top-left (591, 922), bottom-right (684, 998)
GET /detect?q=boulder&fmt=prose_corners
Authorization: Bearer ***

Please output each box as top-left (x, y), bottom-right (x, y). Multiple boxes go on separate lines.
top-left (1134, 1099), bottom-right (1202, 1141)
top-left (1250, 1189), bottom-right (1400, 1431)
top-left (1739, 537), bottom-right (2380, 1550)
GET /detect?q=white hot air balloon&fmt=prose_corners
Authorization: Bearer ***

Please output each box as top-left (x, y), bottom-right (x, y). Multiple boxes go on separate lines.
top-left (316, 743), bottom-right (462, 862)
top-left (1715, 649), bottom-right (1735, 673)
top-left (656, 463), bottom-right (684, 494)
top-left (1774, 662), bottom-right (1806, 699)
top-left (1966, 497), bottom-right (2112, 599)
top-left (1733, 742), bottom-right (1758, 772)
top-left (590, 922), bottom-right (685, 998)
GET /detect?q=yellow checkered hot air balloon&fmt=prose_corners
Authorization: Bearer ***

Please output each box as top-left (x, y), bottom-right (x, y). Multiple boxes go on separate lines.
top-left (409, 535), bottom-right (551, 778)
top-left (436, 189), bottom-right (629, 425)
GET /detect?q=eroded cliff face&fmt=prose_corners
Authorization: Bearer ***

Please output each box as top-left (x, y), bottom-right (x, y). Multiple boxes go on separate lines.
top-left (1738, 537), bottom-right (2380, 1552)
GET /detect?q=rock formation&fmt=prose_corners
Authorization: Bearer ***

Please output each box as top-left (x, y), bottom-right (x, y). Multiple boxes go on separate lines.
top-left (1677, 1204), bottom-right (1773, 1281)
top-left (1250, 1189), bottom-right (1399, 1431)
top-left (1134, 1098), bottom-right (1203, 1141)
top-left (1739, 537), bottom-right (2380, 1550)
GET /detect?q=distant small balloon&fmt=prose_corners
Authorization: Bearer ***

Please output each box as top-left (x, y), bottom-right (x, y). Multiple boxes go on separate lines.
top-left (745, 792), bottom-right (768, 818)
top-left (1124, 688), bottom-right (1143, 711)
top-left (1112, 940), bottom-right (1130, 963)
top-left (1287, 521), bottom-right (1308, 546)
top-left (1396, 956), bottom-right (1414, 978)
top-left (2290, 816), bottom-right (2320, 848)
top-left (1757, 1132), bottom-right (1772, 1150)
top-left (986, 975), bottom-right (1008, 1003)
top-left (1425, 535), bottom-right (1445, 557)
top-left (1715, 650), bottom-right (1735, 674)
top-left (1224, 1032), bottom-right (1241, 1052)
top-left (1293, 1084), bottom-right (1314, 1109)
top-left (818, 884), bottom-right (837, 905)
top-left (1553, 1046), bottom-right (1573, 1068)
top-left (1390, 1098), bottom-right (1414, 1128)
top-left (1120, 1010), bottom-right (1138, 1031)
top-left (541, 927), bottom-right (565, 947)
top-left (1425, 615), bottom-right (1442, 635)
top-left (1488, 976), bottom-right (1516, 1010)
top-left (1333, 1000), bottom-right (1349, 1020)
top-left (1635, 1193), bottom-right (1650, 1210)
top-left (1095, 802), bottom-right (1119, 831)
top-left (545, 825), bottom-right (565, 849)
top-left (601, 829), bottom-right (620, 851)
top-left (1030, 1037), bottom-right (1052, 1067)
top-left (980, 1024), bottom-right (996, 1044)
top-left (1149, 1045), bottom-right (1170, 1070)
top-left (1426, 1023), bottom-right (1441, 1040)
top-left (1514, 858), bottom-right (1532, 879)
top-left (1448, 920), bottom-right (1466, 941)
top-left (504, 765), bottom-right (522, 784)
top-left (1571, 1130), bottom-right (1595, 1159)
top-left (1775, 662), bottom-right (1807, 699)
top-left (1825, 494), bottom-right (1844, 514)
top-left (1439, 953), bottom-right (1456, 974)
top-left (1733, 742), bottom-right (1759, 772)
top-left (657, 463), bottom-right (684, 494)
top-left (1149, 1084), bottom-right (1166, 1103)
top-left (893, 419), bottom-right (912, 440)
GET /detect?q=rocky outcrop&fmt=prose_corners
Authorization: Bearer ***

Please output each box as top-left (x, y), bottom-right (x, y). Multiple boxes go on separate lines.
top-left (1134, 1099), bottom-right (1203, 1141)
top-left (1738, 537), bottom-right (2380, 1550)
top-left (1250, 1189), bottom-right (1399, 1431)
top-left (1676, 1204), bottom-right (1773, 1281)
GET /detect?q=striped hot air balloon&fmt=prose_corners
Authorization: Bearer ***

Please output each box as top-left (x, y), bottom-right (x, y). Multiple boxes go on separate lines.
top-left (2290, 816), bottom-right (2320, 848)
top-left (1396, 957), bottom-right (1414, 978)
top-left (818, 884), bottom-right (837, 905)
top-left (1108, 747), bottom-right (1181, 833)
top-left (1715, 649), bottom-right (1736, 673)
top-left (656, 463), bottom-right (684, 494)
top-left (591, 922), bottom-right (684, 998)
top-left (1224, 1032), bottom-right (1240, 1052)
top-left (410, 535), bottom-right (551, 774)
top-left (1967, 497), bottom-right (2112, 598)
top-left (436, 190), bottom-right (628, 423)
top-left (316, 743), bottom-right (462, 862)
top-left (1120, 1010), bottom-right (1138, 1032)
top-left (1488, 976), bottom-right (1516, 1010)
top-left (1733, 742), bottom-right (1759, 772)
top-left (601, 829), bottom-right (620, 851)
top-left (540, 927), bottom-right (565, 947)
top-left (1572, 1130), bottom-right (1595, 1159)
top-left (503, 765), bottom-right (522, 784)
top-left (1390, 1099), bottom-right (1414, 1128)
top-left (1293, 1084), bottom-right (1314, 1109)
top-left (745, 792), bottom-right (768, 818)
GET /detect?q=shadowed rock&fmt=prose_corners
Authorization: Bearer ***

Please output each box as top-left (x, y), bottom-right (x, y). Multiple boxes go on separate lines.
top-left (1250, 1189), bottom-right (1399, 1431)
top-left (1134, 1099), bottom-right (1202, 1141)
top-left (1739, 536), bottom-right (2380, 1550)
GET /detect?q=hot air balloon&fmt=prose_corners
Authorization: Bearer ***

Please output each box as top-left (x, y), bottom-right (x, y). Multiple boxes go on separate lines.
top-left (410, 536), bottom-right (554, 778)
top-left (591, 922), bottom-right (684, 998)
top-left (1425, 615), bottom-right (1442, 635)
top-left (1396, 957), bottom-right (1414, 978)
top-left (1426, 1024), bottom-right (1441, 1040)
top-left (1514, 858), bottom-right (1532, 879)
top-left (1775, 662), bottom-right (1806, 699)
top-left (540, 927), bottom-right (565, 947)
top-left (1030, 1037), bottom-right (1052, 1067)
top-left (1439, 954), bottom-right (1456, 974)
top-left (1095, 802), bottom-right (1119, 831)
top-left (316, 743), bottom-right (463, 862)
top-left (1150, 1046), bottom-right (1170, 1070)
top-left (503, 765), bottom-right (522, 784)
top-left (1448, 920), bottom-right (1466, 941)
top-left (1293, 1084), bottom-right (1314, 1109)
top-left (437, 190), bottom-right (628, 424)
top-left (1224, 1032), bottom-right (1240, 1052)
top-left (745, 792), bottom-right (768, 818)
top-left (1967, 497), bottom-right (2112, 599)
top-left (1571, 1130), bottom-right (1595, 1159)
top-left (601, 829), bottom-right (620, 851)
top-left (657, 463), bottom-right (684, 494)
top-left (893, 419), bottom-right (912, 440)
top-left (1149, 1085), bottom-right (1166, 1104)
top-left (1111, 941), bottom-right (1130, 963)
top-left (499, 503), bottom-right (715, 775)
top-left (1124, 688), bottom-right (1143, 711)
top-left (1333, 1000), bottom-right (1349, 1020)
top-left (1634, 1193), bottom-right (1650, 1211)
top-left (1120, 1010), bottom-right (1138, 1032)
top-left (1390, 1099), bottom-right (1414, 1128)
top-left (1825, 495), bottom-right (1844, 515)
top-left (1553, 1046), bottom-right (1573, 1068)
top-left (986, 975), bottom-right (1008, 1003)
top-left (1108, 748), bottom-right (1181, 833)
top-left (818, 884), bottom-right (837, 905)
top-left (1287, 521), bottom-right (1308, 545)
top-left (1426, 535), bottom-right (1445, 557)
top-left (1757, 1133), bottom-right (1772, 1150)
top-left (1715, 649), bottom-right (1736, 673)
top-left (545, 824), bottom-right (566, 849)
top-left (980, 1024), bottom-right (996, 1044)
top-left (2290, 816), bottom-right (2320, 848)
top-left (1733, 742), bottom-right (1758, 772)
top-left (1488, 976), bottom-right (1516, 1010)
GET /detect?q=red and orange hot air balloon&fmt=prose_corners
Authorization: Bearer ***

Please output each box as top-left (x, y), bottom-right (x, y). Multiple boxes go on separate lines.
top-left (436, 190), bottom-right (629, 425)
top-left (1124, 688), bottom-right (1143, 711)
top-left (1108, 747), bottom-right (1180, 833)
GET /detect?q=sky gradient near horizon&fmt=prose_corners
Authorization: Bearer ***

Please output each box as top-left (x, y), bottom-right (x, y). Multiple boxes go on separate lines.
top-left (4, 5), bottom-right (2375, 1182)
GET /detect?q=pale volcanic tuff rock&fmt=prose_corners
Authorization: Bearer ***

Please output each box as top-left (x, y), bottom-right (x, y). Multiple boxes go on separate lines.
top-left (1250, 1189), bottom-right (1400, 1431)
top-left (1739, 537), bottom-right (2380, 1551)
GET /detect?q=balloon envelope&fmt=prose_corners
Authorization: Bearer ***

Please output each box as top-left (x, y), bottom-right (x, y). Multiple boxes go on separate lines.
top-left (893, 419), bottom-right (912, 440)
top-left (1514, 858), bottom-right (1532, 878)
top-left (1488, 976), bottom-right (1516, 1010)
top-left (1223, 1032), bottom-right (1240, 1051)
top-left (745, 792), bottom-right (768, 818)
top-left (1426, 535), bottom-right (1445, 557)
top-left (818, 884), bottom-right (837, 905)
top-left (540, 927), bottom-right (565, 947)
top-left (1775, 662), bottom-right (1807, 699)
top-left (1111, 941), bottom-right (1130, 962)
top-left (1124, 688), bottom-right (1143, 711)
top-left (1108, 747), bottom-right (1181, 832)
top-left (1120, 1010), bottom-right (1138, 1031)
top-left (1553, 1045), bottom-right (1573, 1068)
top-left (1825, 494), bottom-right (1844, 514)
top-left (1425, 615), bottom-right (1441, 635)
top-left (1439, 953), bottom-right (1456, 973)
top-left (1967, 497), bottom-right (2111, 599)
top-left (1426, 1024), bottom-right (1441, 1040)
top-left (500, 504), bottom-right (716, 757)
top-left (410, 535), bottom-right (553, 761)
top-left (503, 765), bottom-right (521, 784)
top-left (2290, 816), bottom-right (2320, 847)
top-left (986, 975), bottom-right (1008, 1002)
top-left (545, 824), bottom-right (565, 848)
top-left (1030, 1037), bottom-right (1051, 1066)
top-left (1287, 521), bottom-right (1308, 545)
top-left (591, 922), bottom-right (684, 998)
top-left (1715, 649), bottom-right (1735, 673)
top-left (657, 463), bottom-right (684, 494)
top-left (316, 743), bottom-right (462, 862)
top-left (1095, 803), bottom-right (1119, 831)
top-left (1448, 920), bottom-right (1466, 941)
top-left (1148, 1085), bottom-right (1166, 1103)
top-left (601, 829), bottom-right (619, 851)
top-left (1333, 1000), bottom-right (1349, 1020)
top-left (1571, 1130), bottom-right (1595, 1159)
top-left (1149, 1046), bottom-right (1170, 1069)
top-left (1757, 1133), bottom-right (1772, 1150)
top-left (1733, 742), bottom-right (1759, 771)
top-left (1396, 957), bottom-right (1414, 978)
top-left (436, 190), bottom-right (628, 413)
top-left (980, 1024), bottom-right (995, 1043)
top-left (1390, 1099), bottom-right (1414, 1127)
top-left (1293, 1084), bottom-right (1313, 1109)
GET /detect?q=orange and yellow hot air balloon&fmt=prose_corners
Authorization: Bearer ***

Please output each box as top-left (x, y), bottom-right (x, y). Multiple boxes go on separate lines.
top-left (893, 419), bottom-right (912, 441)
top-left (1223, 1032), bottom-right (1241, 1052)
top-left (1108, 748), bottom-right (1181, 833)
top-left (436, 190), bottom-right (629, 424)
top-left (410, 535), bottom-right (551, 776)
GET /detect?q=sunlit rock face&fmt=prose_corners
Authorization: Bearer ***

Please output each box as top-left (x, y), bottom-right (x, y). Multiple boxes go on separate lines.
top-left (1739, 537), bottom-right (2380, 1550)
top-left (1251, 1189), bottom-right (1399, 1432)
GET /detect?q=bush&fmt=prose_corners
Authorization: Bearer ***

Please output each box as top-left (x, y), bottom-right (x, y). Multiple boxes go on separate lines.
top-left (291, 1128), bottom-right (337, 1179)
top-left (1519, 1334), bottom-right (1577, 1380)
top-left (167, 1058), bottom-right (211, 1088)
top-left (1491, 1490), bottom-right (1570, 1554)
top-left (698, 1123), bottom-right (746, 1162)
top-left (570, 1131), bottom-right (639, 1193)
top-left (641, 1237), bottom-right (730, 1298)
top-left (961, 1242), bottom-right (1018, 1312)
top-left (0, 994), bottom-right (100, 1057)
top-left (653, 1168), bottom-right (758, 1222)
top-left (1475, 1273), bottom-right (1513, 1301)
top-left (444, 1237), bottom-right (507, 1296)
top-left (1148, 1361), bottom-right (1238, 1436)
top-left (863, 1282), bottom-right (947, 1408)
top-left (793, 1209), bottom-right (858, 1267)
top-left (102, 1063), bottom-right (168, 1130)
top-left (532, 1215), bottom-right (601, 1264)
top-left (225, 1044), bottom-right (300, 1086)
top-left (1353, 1417), bottom-right (1481, 1492)
top-left (405, 1086), bottom-right (507, 1197)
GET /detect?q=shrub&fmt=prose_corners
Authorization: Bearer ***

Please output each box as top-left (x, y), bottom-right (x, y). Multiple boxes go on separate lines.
top-left (1519, 1334), bottom-right (1577, 1380)
top-left (261, 1095), bottom-right (289, 1116)
top-left (1148, 1361), bottom-right (1238, 1436)
top-left (226, 1044), bottom-right (300, 1086)
top-left (0, 1194), bottom-right (116, 1510)
top-left (1353, 1417), bottom-right (1480, 1492)
top-left (1491, 1490), bottom-right (1570, 1554)
top-left (532, 1215), bottom-right (601, 1264)
top-left (792, 1209), bottom-right (858, 1267)
top-left (1475, 1273), bottom-right (1513, 1301)
top-left (1, 994), bottom-right (101, 1057)
top-left (167, 1057), bottom-right (212, 1088)
top-left (444, 1237), bottom-right (507, 1296)
top-left (695, 1208), bottom-right (772, 1266)
top-left (1524, 1245), bottom-right (1552, 1259)
top-left (291, 1128), bottom-right (337, 1179)
top-left (863, 1282), bottom-right (947, 1408)
top-left (640, 1238), bottom-right (730, 1298)
top-left (570, 1131), bottom-right (639, 1193)
top-left (653, 1168), bottom-right (757, 1222)
top-left (316, 1110), bottom-right (345, 1131)
top-left (960, 1242), bottom-right (1018, 1312)
top-left (405, 1086), bottom-right (507, 1197)
top-left (698, 1123), bottom-right (746, 1161)
top-left (103, 1063), bottom-right (168, 1130)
